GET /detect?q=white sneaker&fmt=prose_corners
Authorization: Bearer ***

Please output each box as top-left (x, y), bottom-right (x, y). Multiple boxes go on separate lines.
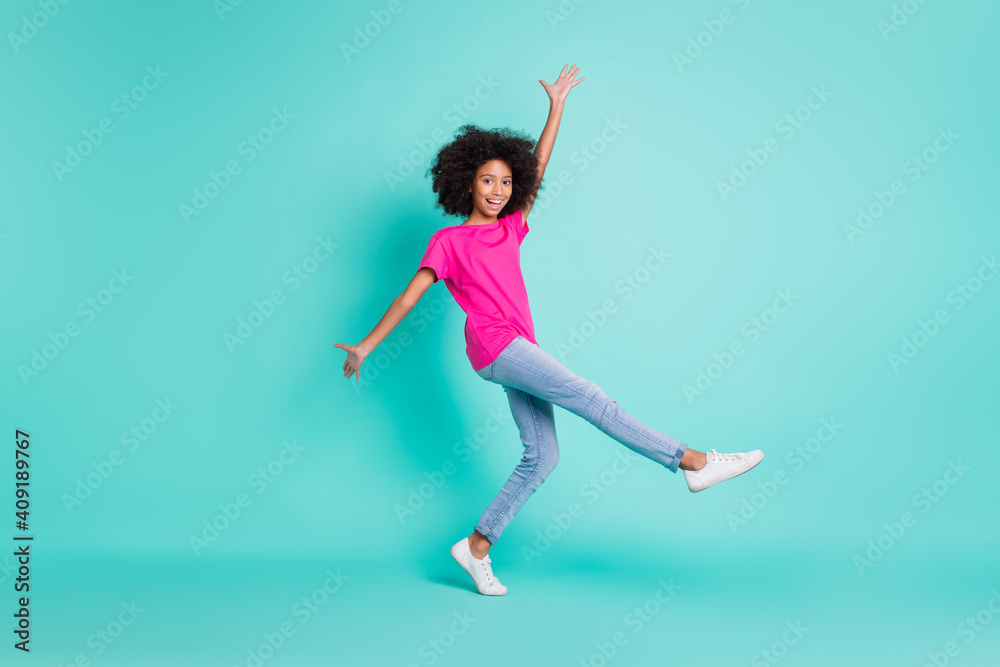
top-left (684, 449), bottom-right (764, 493)
top-left (450, 537), bottom-right (507, 596)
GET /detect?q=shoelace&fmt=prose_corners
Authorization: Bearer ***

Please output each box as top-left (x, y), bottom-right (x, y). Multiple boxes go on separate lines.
top-left (480, 556), bottom-right (501, 586)
top-left (709, 449), bottom-right (741, 463)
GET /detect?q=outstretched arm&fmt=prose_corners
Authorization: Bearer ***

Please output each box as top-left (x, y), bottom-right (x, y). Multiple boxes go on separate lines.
top-left (522, 64), bottom-right (585, 222)
top-left (334, 267), bottom-right (436, 381)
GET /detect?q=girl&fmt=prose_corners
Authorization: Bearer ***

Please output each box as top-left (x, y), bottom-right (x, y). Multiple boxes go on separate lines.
top-left (335, 64), bottom-right (764, 596)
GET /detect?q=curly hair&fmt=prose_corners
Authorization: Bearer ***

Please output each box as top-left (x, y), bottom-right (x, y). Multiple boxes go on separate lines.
top-left (426, 124), bottom-right (540, 218)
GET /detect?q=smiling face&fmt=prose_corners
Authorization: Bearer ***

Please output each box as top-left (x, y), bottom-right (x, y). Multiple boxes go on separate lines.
top-left (468, 159), bottom-right (512, 221)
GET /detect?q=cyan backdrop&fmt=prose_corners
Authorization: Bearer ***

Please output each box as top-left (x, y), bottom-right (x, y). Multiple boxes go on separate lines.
top-left (2, 0), bottom-right (998, 665)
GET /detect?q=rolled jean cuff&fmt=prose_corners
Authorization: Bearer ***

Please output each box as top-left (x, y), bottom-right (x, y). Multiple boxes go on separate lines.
top-left (473, 523), bottom-right (500, 545)
top-left (668, 442), bottom-right (688, 473)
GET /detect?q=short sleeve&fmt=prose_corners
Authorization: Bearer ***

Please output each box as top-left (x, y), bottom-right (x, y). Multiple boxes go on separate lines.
top-left (505, 209), bottom-right (528, 245)
top-left (418, 235), bottom-right (451, 282)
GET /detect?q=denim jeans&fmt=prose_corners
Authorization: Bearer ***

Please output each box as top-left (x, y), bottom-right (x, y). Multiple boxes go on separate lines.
top-left (473, 336), bottom-right (688, 544)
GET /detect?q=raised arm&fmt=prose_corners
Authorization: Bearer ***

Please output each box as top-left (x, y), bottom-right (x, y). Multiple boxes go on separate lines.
top-left (334, 267), bottom-right (437, 381)
top-left (522, 64), bottom-right (585, 222)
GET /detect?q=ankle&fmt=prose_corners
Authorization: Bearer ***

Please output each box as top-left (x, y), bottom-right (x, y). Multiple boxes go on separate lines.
top-left (468, 533), bottom-right (491, 559)
top-left (680, 449), bottom-right (707, 471)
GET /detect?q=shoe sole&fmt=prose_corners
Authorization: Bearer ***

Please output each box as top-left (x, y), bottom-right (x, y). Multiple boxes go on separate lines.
top-left (688, 452), bottom-right (765, 493)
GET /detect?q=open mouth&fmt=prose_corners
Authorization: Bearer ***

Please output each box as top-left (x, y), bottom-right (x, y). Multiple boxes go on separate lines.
top-left (486, 198), bottom-right (503, 209)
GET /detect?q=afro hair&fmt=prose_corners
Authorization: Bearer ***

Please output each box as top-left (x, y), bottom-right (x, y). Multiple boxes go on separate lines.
top-left (426, 124), bottom-right (541, 219)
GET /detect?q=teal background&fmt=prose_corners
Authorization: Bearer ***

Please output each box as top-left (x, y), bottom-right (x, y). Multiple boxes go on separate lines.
top-left (2, 0), bottom-right (998, 665)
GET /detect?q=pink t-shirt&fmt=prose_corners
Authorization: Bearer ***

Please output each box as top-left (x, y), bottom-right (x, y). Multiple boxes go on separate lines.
top-left (418, 208), bottom-right (537, 371)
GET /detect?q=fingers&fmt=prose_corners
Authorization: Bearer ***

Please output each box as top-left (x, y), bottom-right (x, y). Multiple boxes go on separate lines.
top-left (543, 64), bottom-right (583, 91)
top-left (557, 64), bottom-right (583, 85)
top-left (336, 343), bottom-right (356, 379)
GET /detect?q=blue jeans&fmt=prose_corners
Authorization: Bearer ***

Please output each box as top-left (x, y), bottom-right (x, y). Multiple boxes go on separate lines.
top-left (473, 336), bottom-right (688, 544)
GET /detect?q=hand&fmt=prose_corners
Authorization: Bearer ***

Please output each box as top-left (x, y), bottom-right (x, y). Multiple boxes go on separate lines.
top-left (539, 64), bottom-right (585, 104)
top-left (333, 342), bottom-right (369, 381)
